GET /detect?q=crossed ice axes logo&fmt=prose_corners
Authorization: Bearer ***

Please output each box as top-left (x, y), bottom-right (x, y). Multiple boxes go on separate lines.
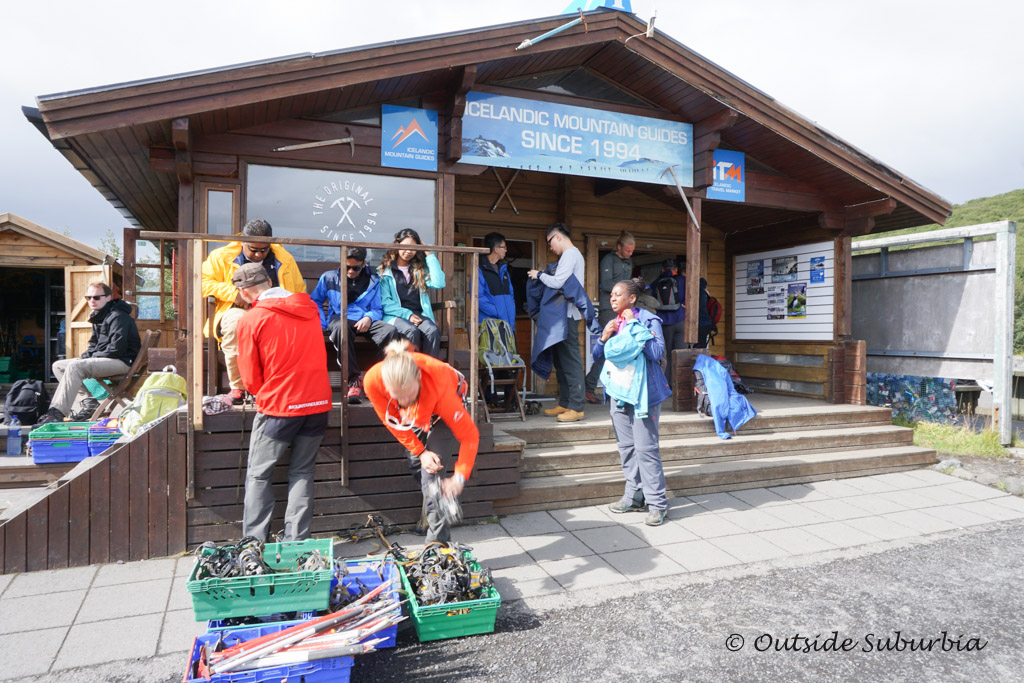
top-left (330, 196), bottom-right (361, 228)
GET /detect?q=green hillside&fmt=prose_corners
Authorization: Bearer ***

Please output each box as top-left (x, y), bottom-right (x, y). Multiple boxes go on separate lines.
top-left (854, 188), bottom-right (1024, 353)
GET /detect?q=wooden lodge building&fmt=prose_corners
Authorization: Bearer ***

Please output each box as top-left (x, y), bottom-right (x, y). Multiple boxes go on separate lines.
top-left (2, 7), bottom-right (951, 572)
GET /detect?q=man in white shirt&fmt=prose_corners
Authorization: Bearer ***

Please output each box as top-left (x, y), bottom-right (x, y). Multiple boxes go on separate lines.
top-left (527, 222), bottom-right (587, 423)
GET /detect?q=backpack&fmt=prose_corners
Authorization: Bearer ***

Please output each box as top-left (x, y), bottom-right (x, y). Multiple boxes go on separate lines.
top-left (119, 365), bottom-right (188, 437)
top-left (478, 318), bottom-right (524, 394)
top-left (651, 275), bottom-right (680, 312)
top-left (692, 370), bottom-right (712, 417)
top-left (4, 379), bottom-right (50, 425)
top-left (706, 296), bottom-right (723, 346)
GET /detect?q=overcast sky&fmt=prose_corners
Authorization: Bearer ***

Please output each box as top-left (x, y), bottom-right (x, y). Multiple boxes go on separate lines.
top-left (2, 0), bottom-right (1021, 251)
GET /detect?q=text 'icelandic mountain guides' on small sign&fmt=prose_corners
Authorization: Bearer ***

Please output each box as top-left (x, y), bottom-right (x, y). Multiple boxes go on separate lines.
top-left (382, 105), bottom-right (438, 171)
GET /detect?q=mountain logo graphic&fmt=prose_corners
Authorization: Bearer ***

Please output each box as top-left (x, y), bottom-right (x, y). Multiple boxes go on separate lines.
top-left (391, 118), bottom-right (429, 148)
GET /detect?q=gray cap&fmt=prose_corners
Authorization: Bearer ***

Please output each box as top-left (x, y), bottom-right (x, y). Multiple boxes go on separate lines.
top-left (232, 262), bottom-right (270, 289)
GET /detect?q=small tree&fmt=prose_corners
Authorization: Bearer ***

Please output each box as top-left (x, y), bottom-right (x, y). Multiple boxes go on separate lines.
top-left (99, 228), bottom-right (122, 261)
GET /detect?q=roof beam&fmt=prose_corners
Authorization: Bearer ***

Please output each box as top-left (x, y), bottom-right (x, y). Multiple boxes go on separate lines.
top-left (172, 118), bottom-right (193, 185)
top-left (446, 65), bottom-right (477, 163)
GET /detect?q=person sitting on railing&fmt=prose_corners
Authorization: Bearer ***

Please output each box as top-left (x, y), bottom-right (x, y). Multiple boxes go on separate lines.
top-left (201, 218), bottom-right (306, 404)
top-left (377, 229), bottom-right (445, 359)
top-left (310, 246), bottom-right (398, 404)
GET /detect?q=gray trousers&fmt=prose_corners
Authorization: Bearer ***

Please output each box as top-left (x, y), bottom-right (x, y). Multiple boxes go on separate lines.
top-left (391, 316), bottom-right (441, 359)
top-left (661, 320), bottom-right (688, 384)
top-left (585, 309), bottom-right (616, 393)
top-left (610, 401), bottom-right (667, 511)
top-left (553, 317), bottom-right (585, 412)
top-left (243, 412), bottom-right (325, 542)
top-left (51, 356), bottom-right (130, 415)
top-left (410, 427), bottom-right (459, 544)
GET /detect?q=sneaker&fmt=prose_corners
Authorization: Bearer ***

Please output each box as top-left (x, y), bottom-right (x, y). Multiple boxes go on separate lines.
top-left (69, 398), bottom-right (101, 422)
top-left (556, 409), bottom-right (584, 423)
top-left (346, 381), bottom-right (363, 405)
top-left (35, 408), bottom-right (66, 426)
top-left (645, 508), bottom-right (668, 526)
top-left (585, 391), bottom-right (601, 404)
top-left (608, 491), bottom-right (647, 514)
top-left (543, 405), bottom-right (568, 417)
top-left (229, 388), bottom-right (245, 405)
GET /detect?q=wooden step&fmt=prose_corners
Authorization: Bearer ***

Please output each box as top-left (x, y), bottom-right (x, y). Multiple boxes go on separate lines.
top-left (520, 425), bottom-right (914, 476)
top-left (0, 457), bottom-right (74, 489)
top-left (494, 446), bottom-right (938, 515)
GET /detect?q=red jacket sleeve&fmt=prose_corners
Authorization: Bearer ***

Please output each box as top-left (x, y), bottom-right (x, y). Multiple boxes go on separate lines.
top-left (435, 372), bottom-right (479, 481)
top-left (363, 366), bottom-right (426, 456)
top-left (236, 312), bottom-right (264, 395)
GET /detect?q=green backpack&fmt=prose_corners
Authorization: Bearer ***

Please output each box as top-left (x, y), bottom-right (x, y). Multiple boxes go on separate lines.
top-left (119, 365), bottom-right (188, 436)
top-left (478, 318), bottom-right (524, 394)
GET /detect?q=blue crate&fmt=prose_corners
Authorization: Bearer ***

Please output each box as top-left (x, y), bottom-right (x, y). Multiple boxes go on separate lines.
top-left (184, 622), bottom-right (352, 683)
top-left (31, 440), bottom-right (92, 464)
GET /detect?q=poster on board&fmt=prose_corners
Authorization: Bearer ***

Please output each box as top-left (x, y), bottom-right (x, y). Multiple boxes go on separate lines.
top-left (787, 283), bottom-right (807, 318)
top-left (746, 260), bottom-right (764, 294)
top-left (810, 256), bottom-right (825, 283)
top-left (772, 256), bottom-right (798, 282)
top-left (767, 284), bottom-right (786, 319)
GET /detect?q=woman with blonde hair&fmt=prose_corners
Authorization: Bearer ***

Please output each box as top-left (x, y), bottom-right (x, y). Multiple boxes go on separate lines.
top-left (378, 228), bottom-right (446, 358)
top-left (363, 338), bottom-right (479, 543)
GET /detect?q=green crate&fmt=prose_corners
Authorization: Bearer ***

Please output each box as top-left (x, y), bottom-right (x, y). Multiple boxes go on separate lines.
top-left (186, 538), bottom-right (333, 622)
top-left (28, 422), bottom-right (94, 440)
top-left (0, 357), bottom-right (13, 373)
top-left (399, 551), bottom-right (500, 641)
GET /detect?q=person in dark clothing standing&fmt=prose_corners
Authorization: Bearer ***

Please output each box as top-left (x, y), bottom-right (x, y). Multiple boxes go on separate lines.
top-left (650, 259), bottom-right (686, 381)
top-left (697, 277), bottom-right (713, 349)
top-left (585, 231), bottom-right (635, 404)
top-left (478, 231), bottom-right (517, 405)
top-left (37, 281), bottom-right (141, 424)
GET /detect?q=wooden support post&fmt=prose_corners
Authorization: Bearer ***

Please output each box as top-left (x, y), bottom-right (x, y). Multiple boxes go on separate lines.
top-left (339, 246), bottom-right (349, 487)
top-left (188, 239), bottom-right (203, 499)
top-left (684, 197), bottom-right (702, 344)
top-left (470, 250), bottom-right (480, 423)
top-left (834, 236), bottom-right (852, 339)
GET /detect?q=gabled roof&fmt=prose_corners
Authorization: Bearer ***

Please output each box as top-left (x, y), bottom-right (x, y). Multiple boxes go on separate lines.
top-left (27, 10), bottom-right (951, 235)
top-left (0, 212), bottom-right (115, 265)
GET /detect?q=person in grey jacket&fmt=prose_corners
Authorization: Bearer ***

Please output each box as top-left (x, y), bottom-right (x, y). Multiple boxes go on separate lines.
top-left (585, 231), bottom-right (635, 404)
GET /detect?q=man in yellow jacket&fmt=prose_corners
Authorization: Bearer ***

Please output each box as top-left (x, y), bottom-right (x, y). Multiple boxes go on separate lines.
top-left (201, 218), bottom-right (306, 403)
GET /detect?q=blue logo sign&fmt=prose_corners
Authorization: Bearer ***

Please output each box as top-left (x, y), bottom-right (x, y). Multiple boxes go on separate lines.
top-left (707, 149), bottom-right (745, 202)
top-left (381, 105), bottom-right (438, 171)
top-left (459, 91), bottom-right (692, 187)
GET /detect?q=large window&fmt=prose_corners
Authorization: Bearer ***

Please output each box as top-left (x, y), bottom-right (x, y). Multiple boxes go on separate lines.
top-left (246, 165), bottom-right (436, 263)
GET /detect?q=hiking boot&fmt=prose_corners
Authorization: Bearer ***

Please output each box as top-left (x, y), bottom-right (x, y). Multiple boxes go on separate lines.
top-left (609, 493), bottom-right (647, 514)
top-left (229, 388), bottom-right (246, 405)
top-left (69, 398), bottom-right (101, 422)
top-left (585, 391), bottom-right (601, 404)
top-left (346, 380), bottom-right (363, 405)
top-left (544, 405), bottom-right (568, 417)
top-left (556, 409), bottom-right (584, 423)
top-left (645, 508), bottom-right (668, 526)
top-left (35, 408), bottom-right (66, 426)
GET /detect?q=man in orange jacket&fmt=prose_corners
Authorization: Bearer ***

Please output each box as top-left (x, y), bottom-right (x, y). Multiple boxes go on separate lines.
top-left (235, 263), bottom-right (332, 542)
top-left (363, 339), bottom-right (478, 543)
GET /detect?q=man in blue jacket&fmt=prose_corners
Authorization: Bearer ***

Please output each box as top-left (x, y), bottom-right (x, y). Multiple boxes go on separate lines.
top-left (310, 247), bottom-right (397, 403)
top-left (479, 232), bottom-right (517, 406)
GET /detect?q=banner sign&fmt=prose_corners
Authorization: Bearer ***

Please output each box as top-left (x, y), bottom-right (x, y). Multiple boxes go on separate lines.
top-left (460, 91), bottom-right (693, 186)
top-left (381, 104), bottom-right (438, 171)
top-left (707, 149), bottom-right (745, 202)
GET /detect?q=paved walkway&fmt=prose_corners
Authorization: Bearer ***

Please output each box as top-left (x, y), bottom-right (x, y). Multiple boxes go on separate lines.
top-left (1, 469), bottom-right (1023, 681)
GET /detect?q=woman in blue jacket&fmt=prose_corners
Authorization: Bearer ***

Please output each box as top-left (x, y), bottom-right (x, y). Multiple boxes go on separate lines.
top-left (592, 277), bottom-right (672, 526)
top-left (378, 229), bottom-right (446, 358)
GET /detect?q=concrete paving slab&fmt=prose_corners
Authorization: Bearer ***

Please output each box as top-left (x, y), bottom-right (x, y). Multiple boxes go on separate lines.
top-left (902, 469), bottom-right (957, 485)
top-left (842, 494), bottom-right (911, 516)
top-left (757, 527), bottom-right (838, 555)
top-left (574, 525), bottom-right (649, 554)
top-left (843, 515), bottom-right (919, 541)
top-left (491, 565), bottom-right (563, 601)
top-left (767, 483), bottom-right (829, 503)
top-left (709, 533), bottom-right (791, 563)
top-left (92, 557), bottom-right (177, 587)
top-left (450, 521), bottom-right (511, 543)
top-left (942, 480), bottom-right (1009, 501)
top-left (728, 487), bottom-right (792, 508)
top-left (690, 491), bottom-right (753, 513)
top-left (926, 503), bottom-right (999, 528)
top-left (839, 476), bottom-right (901, 494)
top-left (76, 578), bottom-right (172, 623)
top-left (878, 489), bottom-right (942, 510)
top-left (333, 539), bottom-right (385, 560)
top-left (676, 513), bottom-right (747, 539)
top-left (0, 626), bottom-right (67, 679)
top-left (465, 537), bottom-right (533, 570)
top-left (761, 502), bottom-right (832, 526)
top-left (956, 500), bottom-right (1024, 522)
top-left (549, 505), bottom-right (618, 531)
top-left (3, 565), bottom-right (96, 599)
top-left (800, 498), bottom-right (868, 521)
top-left (664, 496), bottom-right (706, 519)
top-left (910, 485), bottom-right (980, 506)
top-left (626, 520), bottom-right (701, 547)
top-left (869, 471), bottom-right (928, 488)
top-left (601, 547), bottom-right (686, 581)
top-left (659, 539), bottom-right (742, 572)
top-left (716, 508), bottom-right (790, 533)
top-left (803, 521), bottom-right (880, 548)
top-left (499, 511), bottom-right (565, 537)
top-left (158, 608), bottom-right (208, 655)
top-left (53, 613), bottom-right (161, 671)
top-left (0, 574), bottom-right (11, 597)
top-left (990, 495), bottom-right (1024, 513)
top-left (806, 479), bottom-right (864, 498)
top-left (538, 555), bottom-right (624, 590)
top-left (167, 575), bottom-right (193, 612)
top-left (881, 509), bottom-right (959, 535)
top-left (0, 589), bottom-right (86, 634)
top-left (518, 532), bottom-right (596, 563)
top-left (175, 555), bottom-right (196, 577)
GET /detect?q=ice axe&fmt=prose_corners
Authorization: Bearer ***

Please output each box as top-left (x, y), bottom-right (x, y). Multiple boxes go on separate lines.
top-left (274, 127), bottom-right (355, 157)
top-left (660, 165), bottom-right (701, 234)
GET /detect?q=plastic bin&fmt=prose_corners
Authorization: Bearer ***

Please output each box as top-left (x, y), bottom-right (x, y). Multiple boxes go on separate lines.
top-left (399, 551), bottom-right (500, 642)
top-left (88, 419), bottom-right (122, 456)
top-left (184, 622), bottom-right (353, 683)
top-left (187, 539), bottom-right (334, 622)
top-left (29, 422), bottom-right (94, 464)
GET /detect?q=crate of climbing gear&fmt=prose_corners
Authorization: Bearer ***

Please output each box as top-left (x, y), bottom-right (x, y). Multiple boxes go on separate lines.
top-left (397, 542), bottom-right (501, 642)
top-left (186, 538), bottom-right (335, 622)
top-left (205, 558), bottom-right (403, 649)
top-left (28, 422), bottom-right (93, 464)
top-left (87, 418), bottom-right (121, 456)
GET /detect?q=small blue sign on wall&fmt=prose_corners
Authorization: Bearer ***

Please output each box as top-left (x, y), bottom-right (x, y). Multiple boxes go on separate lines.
top-left (707, 149), bottom-right (745, 202)
top-left (381, 105), bottom-right (438, 171)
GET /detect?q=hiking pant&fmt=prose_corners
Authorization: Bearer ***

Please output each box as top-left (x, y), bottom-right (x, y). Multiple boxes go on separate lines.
top-left (391, 316), bottom-right (441, 359)
top-left (327, 316), bottom-right (397, 382)
top-left (218, 308), bottom-right (247, 391)
top-left (408, 426), bottom-right (459, 544)
top-left (661, 320), bottom-right (688, 385)
top-left (243, 412), bottom-right (326, 542)
top-left (51, 357), bottom-right (130, 415)
top-left (553, 317), bottom-right (585, 412)
top-left (585, 309), bottom-right (616, 393)
top-left (610, 401), bottom-right (667, 511)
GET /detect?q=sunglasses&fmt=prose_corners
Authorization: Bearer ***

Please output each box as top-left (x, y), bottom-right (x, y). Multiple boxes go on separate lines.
top-left (345, 264), bottom-right (364, 272)
top-left (83, 295), bottom-right (108, 301)
top-left (245, 245), bottom-right (270, 254)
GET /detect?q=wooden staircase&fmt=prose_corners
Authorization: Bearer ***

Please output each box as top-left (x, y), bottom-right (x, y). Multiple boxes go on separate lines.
top-left (492, 400), bottom-right (937, 515)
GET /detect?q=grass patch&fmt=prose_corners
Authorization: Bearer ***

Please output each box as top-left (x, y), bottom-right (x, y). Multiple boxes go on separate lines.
top-left (910, 420), bottom-right (1009, 458)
